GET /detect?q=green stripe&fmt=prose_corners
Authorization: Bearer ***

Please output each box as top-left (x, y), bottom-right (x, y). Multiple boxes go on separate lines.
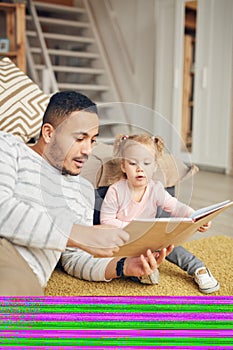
top-left (0, 321), bottom-right (232, 330)
top-left (0, 337), bottom-right (232, 346)
top-left (1, 304), bottom-right (232, 313)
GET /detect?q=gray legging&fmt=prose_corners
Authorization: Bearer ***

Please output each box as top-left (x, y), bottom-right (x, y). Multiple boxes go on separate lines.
top-left (166, 246), bottom-right (204, 275)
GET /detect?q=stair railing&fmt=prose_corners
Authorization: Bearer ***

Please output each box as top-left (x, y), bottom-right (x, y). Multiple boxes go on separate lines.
top-left (90, 0), bottom-right (138, 100)
top-left (84, 0), bottom-right (134, 134)
top-left (25, 35), bottom-right (40, 85)
top-left (103, 0), bottom-right (135, 79)
top-left (83, 0), bottom-right (123, 103)
top-left (27, 0), bottom-right (58, 93)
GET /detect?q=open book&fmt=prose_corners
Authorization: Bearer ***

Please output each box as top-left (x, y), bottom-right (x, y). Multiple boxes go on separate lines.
top-left (112, 200), bottom-right (233, 257)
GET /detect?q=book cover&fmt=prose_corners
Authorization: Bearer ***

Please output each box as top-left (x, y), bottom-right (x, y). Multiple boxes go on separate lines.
top-left (112, 200), bottom-right (233, 257)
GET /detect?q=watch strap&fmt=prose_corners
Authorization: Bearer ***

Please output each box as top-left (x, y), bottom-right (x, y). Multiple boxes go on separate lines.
top-left (116, 257), bottom-right (127, 277)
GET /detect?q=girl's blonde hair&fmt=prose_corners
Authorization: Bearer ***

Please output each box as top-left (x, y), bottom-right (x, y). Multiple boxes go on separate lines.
top-left (111, 133), bottom-right (165, 181)
top-left (113, 134), bottom-right (164, 159)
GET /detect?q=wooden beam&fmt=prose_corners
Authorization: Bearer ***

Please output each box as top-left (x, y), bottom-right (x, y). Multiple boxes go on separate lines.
top-left (185, 1), bottom-right (197, 11)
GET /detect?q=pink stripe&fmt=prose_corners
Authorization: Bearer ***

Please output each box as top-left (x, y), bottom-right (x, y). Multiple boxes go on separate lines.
top-left (0, 296), bottom-right (232, 304)
top-left (1, 329), bottom-right (232, 338)
top-left (1, 312), bottom-right (232, 322)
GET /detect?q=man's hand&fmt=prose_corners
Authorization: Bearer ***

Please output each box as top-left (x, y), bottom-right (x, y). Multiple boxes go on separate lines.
top-left (67, 224), bottom-right (129, 257)
top-left (123, 245), bottom-right (174, 277)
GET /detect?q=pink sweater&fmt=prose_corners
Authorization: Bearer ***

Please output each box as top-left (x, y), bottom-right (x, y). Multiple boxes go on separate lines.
top-left (100, 179), bottom-right (194, 228)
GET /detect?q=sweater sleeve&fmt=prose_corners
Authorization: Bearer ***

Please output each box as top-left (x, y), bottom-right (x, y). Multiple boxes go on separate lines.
top-left (0, 135), bottom-right (71, 251)
top-left (100, 185), bottom-right (128, 228)
top-left (61, 248), bottom-right (113, 282)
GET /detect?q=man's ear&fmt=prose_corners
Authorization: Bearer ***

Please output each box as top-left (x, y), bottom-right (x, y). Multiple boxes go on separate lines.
top-left (41, 123), bottom-right (54, 144)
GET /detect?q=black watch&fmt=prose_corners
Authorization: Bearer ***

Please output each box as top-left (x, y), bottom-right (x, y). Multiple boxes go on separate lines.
top-left (116, 257), bottom-right (127, 278)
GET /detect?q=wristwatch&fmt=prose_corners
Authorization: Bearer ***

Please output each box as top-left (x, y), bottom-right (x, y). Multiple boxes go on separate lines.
top-left (116, 257), bottom-right (127, 278)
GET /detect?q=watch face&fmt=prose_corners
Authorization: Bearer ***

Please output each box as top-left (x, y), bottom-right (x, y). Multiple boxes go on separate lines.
top-left (116, 257), bottom-right (127, 277)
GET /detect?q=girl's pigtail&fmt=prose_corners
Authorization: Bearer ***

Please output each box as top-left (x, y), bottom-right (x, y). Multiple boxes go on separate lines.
top-left (113, 134), bottom-right (129, 157)
top-left (112, 134), bottom-right (129, 181)
top-left (153, 136), bottom-right (165, 157)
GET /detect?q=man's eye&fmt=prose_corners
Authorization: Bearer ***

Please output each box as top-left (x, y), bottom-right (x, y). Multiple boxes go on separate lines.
top-left (129, 162), bottom-right (136, 166)
top-left (76, 138), bottom-right (84, 142)
top-left (91, 139), bottom-right (97, 144)
top-left (144, 162), bottom-right (151, 166)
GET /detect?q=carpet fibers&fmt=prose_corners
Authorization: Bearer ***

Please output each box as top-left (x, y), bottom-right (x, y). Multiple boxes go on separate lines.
top-left (45, 235), bottom-right (233, 296)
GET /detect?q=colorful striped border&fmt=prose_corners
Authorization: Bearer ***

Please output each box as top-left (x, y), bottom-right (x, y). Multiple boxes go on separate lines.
top-left (0, 296), bottom-right (232, 348)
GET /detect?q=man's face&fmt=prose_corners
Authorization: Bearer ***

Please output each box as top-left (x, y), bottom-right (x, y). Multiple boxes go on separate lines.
top-left (45, 111), bottom-right (99, 176)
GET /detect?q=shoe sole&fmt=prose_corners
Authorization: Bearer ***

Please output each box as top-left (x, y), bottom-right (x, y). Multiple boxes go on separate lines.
top-left (198, 282), bottom-right (220, 294)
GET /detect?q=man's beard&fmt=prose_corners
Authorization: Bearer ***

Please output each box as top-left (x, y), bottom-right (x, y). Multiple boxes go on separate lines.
top-left (45, 139), bottom-right (86, 176)
top-left (61, 166), bottom-right (79, 176)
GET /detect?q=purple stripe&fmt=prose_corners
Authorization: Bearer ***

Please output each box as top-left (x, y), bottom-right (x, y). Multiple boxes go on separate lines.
top-left (0, 296), bottom-right (232, 304)
top-left (1, 329), bottom-right (232, 338)
top-left (1, 312), bottom-right (232, 322)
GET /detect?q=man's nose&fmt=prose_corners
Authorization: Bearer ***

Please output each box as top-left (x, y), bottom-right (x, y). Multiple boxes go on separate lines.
top-left (81, 140), bottom-right (92, 155)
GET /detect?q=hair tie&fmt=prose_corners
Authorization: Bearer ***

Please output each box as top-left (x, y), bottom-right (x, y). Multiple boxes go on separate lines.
top-left (121, 135), bottom-right (129, 141)
top-left (151, 136), bottom-right (157, 143)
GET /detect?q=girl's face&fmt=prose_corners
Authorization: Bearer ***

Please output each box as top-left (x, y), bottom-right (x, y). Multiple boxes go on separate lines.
top-left (121, 143), bottom-right (156, 188)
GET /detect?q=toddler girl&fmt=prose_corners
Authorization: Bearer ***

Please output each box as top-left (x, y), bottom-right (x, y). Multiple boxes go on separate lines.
top-left (100, 134), bottom-right (219, 294)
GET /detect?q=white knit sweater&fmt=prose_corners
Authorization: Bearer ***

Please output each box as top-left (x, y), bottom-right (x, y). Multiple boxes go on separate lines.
top-left (0, 132), bottom-right (111, 287)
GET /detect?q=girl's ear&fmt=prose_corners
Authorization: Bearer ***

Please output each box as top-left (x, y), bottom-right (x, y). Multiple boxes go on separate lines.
top-left (41, 123), bottom-right (54, 144)
top-left (121, 160), bottom-right (126, 174)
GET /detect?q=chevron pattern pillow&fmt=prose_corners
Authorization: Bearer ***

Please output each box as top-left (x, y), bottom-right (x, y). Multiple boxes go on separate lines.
top-left (0, 57), bottom-right (50, 143)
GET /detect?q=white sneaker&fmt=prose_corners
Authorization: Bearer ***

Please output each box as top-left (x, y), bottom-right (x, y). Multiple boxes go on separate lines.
top-left (138, 269), bottom-right (159, 285)
top-left (194, 267), bottom-right (220, 294)
top-left (129, 269), bottom-right (159, 285)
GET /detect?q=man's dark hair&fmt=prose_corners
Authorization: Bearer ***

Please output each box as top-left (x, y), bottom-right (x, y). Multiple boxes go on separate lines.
top-left (42, 91), bottom-right (97, 130)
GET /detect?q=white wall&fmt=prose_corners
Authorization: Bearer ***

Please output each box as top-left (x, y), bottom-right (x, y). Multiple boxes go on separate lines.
top-left (90, 0), bottom-right (233, 172)
top-left (192, 0), bottom-right (233, 171)
top-left (89, 0), bottom-right (155, 106)
top-left (154, 0), bottom-right (233, 171)
top-left (154, 0), bottom-right (176, 151)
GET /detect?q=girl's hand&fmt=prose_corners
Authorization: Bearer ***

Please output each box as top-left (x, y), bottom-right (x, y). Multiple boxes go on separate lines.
top-left (198, 221), bottom-right (212, 232)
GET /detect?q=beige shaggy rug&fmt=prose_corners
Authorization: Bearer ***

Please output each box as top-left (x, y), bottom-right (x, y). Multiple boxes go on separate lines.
top-left (45, 235), bottom-right (233, 296)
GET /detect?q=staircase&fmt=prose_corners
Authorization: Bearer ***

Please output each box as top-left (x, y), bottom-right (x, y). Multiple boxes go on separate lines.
top-left (26, 0), bottom-right (114, 99)
top-left (26, 0), bottom-right (130, 141)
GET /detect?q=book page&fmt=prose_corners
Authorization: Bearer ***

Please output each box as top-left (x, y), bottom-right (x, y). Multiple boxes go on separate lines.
top-left (111, 201), bottom-right (233, 257)
top-left (190, 200), bottom-right (231, 221)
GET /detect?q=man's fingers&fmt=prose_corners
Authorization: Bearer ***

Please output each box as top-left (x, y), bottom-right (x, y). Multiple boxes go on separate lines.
top-left (146, 249), bottom-right (157, 269)
top-left (154, 245), bottom-right (174, 267)
top-left (98, 226), bottom-right (130, 246)
top-left (109, 232), bottom-right (129, 247)
top-left (117, 230), bottom-right (130, 244)
top-left (140, 254), bottom-right (153, 275)
top-left (155, 248), bottom-right (167, 267)
top-left (165, 244), bottom-right (174, 256)
top-left (89, 246), bottom-right (120, 258)
top-left (140, 250), bottom-right (157, 275)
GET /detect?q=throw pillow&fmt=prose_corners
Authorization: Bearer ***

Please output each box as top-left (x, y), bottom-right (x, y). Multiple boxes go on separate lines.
top-left (0, 57), bottom-right (50, 143)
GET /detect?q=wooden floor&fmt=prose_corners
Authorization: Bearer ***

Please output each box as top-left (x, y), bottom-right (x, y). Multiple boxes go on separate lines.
top-left (184, 170), bottom-right (233, 241)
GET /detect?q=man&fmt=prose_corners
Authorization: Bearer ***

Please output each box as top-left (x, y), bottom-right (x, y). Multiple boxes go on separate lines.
top-left (0, 91), bottom-right (171, 295)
